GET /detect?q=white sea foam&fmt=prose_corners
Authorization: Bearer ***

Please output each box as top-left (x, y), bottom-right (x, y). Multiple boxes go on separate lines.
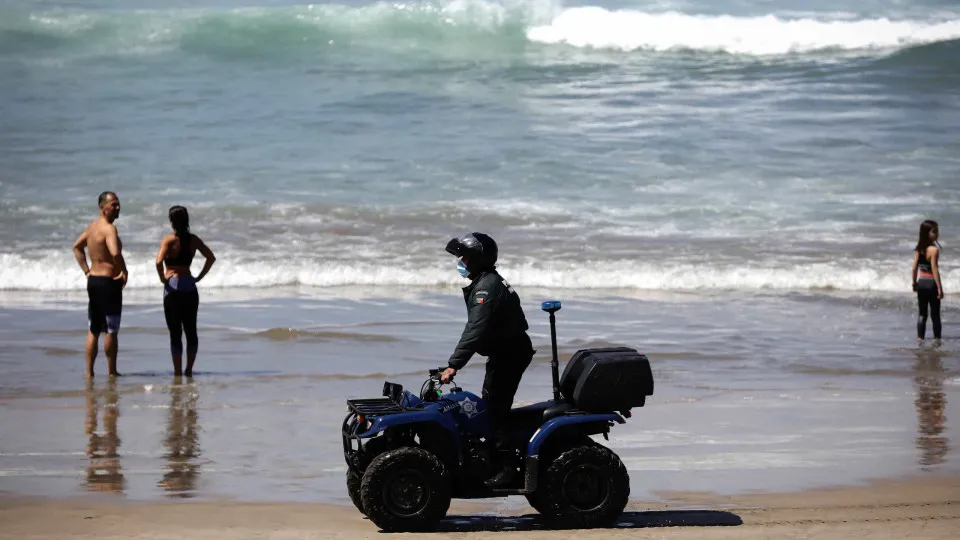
top-left (0, 252), bottom-right (951, 293)
top-left (527, 8), bottom-right (960, 55)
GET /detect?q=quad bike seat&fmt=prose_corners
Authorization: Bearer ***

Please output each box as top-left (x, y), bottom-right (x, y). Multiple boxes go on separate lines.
top-left (510, 399), bottom-right (576, 426)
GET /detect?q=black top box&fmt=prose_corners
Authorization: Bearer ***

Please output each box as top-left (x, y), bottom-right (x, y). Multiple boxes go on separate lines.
top-left (559, 347), bottom-right (654, 412)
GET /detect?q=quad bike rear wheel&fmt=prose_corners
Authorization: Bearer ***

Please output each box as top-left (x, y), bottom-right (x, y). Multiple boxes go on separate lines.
top-left (360, 447), bottom-right (451, 532)
top-left (537, 445), bottom-right (630, 528)
top-left (525, 493), bottom-right (547, 514)
top-left (526, 435), bottom-right (602, 516)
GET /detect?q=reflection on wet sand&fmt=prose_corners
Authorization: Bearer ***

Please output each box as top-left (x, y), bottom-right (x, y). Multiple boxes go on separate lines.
top-left (158, 378), bottom-right (202, 497)
top-left (84, 378), bottom-right (124, 493)
top-left (913, 351), bottom-right (949, 469)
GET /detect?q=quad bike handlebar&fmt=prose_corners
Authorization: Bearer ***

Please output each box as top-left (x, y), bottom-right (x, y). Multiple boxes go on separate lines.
top-left (427, 367), bottom-right (452, 379)
top-left (421, 367), bottom-right (459, 402)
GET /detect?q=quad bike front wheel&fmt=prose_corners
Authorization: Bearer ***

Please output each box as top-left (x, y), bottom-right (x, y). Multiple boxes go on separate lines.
top-left (537, 444), bottom-right (630, 528)
top-left (346, 469), bottom-right (364, 515)
top-left (360, 447), bottom-right (451, 532)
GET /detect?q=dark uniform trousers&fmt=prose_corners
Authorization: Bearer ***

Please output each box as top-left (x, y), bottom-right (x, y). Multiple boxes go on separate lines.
top-left (448, 270), bottom-right (534, 457)
top-left (482, 333), bottom-right (534, 453)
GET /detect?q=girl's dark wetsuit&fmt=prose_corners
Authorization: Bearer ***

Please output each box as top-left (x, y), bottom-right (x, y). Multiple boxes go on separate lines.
top-left (916, 247), bottom-right (942, 340)
top-left (164, 235), bottom-right (199, 357)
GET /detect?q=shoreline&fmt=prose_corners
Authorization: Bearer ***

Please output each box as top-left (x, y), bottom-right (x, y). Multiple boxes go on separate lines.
top-left (2, 472), bottom-right (957, 539)
top-left (0, 282), bottom-right (940, 307)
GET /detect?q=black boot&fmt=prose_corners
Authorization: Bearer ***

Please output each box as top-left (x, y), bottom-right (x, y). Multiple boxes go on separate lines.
top-left (484, 452), bottom-right (519, 488)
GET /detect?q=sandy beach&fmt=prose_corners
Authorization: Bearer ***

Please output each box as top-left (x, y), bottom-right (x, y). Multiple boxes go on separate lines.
top-left (2, 474), bottom-right (958, 539)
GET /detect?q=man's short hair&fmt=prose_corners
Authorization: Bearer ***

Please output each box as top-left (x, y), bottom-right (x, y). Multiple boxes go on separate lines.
top-left (98, 191), bottom-right (117, 208)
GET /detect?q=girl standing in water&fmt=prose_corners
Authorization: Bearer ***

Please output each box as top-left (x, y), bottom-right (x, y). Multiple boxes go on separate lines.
top-left (155, 206), bottom-right (216, 376)
top-left (912, 220), bottom-right (943, 345)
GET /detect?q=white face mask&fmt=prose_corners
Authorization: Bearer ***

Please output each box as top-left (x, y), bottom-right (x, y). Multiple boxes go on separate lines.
top-left (457, 259), bottom-right (469, 278)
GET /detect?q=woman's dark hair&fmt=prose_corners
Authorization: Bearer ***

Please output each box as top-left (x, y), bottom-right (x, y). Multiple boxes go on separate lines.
top-left (915, 219), bottom-right (939, 255)
top-left (169, 205), bottom-right (190, 241)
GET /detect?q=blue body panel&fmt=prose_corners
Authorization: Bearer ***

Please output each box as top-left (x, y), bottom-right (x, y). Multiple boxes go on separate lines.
top-left (358, 386), bottom-right (626, 459)
top-left (362, 389), bottom-right (494, 443)
top-left (526, 413), bottom-right (625, 455)
top-left (367, 408), bottom-right (459, 436)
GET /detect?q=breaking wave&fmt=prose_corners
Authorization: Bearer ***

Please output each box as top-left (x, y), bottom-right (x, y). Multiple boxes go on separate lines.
top-left (3, 2), bottom-right (959, 59)
top-left (0, 253), bottom-right (953, 293)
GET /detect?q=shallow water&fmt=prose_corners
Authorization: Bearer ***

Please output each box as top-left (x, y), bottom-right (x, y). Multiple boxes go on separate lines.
top-left (0, 289), bottom-right (956, 504)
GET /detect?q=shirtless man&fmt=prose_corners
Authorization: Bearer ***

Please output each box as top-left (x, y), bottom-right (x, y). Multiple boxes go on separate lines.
top-left (72, 192), bottom-right (128, 377)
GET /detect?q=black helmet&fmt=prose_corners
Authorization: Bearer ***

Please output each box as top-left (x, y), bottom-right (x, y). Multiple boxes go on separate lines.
top-left (445, 232), bottom-right (498, 271)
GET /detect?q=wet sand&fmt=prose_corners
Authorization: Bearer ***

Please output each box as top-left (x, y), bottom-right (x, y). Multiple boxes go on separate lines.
top-left (2, 474), bottom-right (958, 539)
top-left (0, 287), bottom-right (957, 527)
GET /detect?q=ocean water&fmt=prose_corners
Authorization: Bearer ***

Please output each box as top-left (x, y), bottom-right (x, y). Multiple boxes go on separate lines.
top-left (1, 0), bottom-right (959, 505)
top-left (2, 0), bottom-right (958, 292)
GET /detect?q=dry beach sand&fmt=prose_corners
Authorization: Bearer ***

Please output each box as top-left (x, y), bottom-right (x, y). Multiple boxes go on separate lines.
top-left (2, 473), bottom-right (958, 540)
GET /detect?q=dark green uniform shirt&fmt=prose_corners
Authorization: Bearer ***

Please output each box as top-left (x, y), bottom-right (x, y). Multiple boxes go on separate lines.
top-left (448, 270), bottom-right (530, 370)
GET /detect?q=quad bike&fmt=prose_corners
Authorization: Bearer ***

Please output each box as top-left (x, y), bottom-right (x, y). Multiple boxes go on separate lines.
top-left (341, 300), bottom-right (654, 531)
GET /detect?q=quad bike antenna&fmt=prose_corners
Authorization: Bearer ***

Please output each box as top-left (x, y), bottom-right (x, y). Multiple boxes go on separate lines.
top-left (541, 300), bottom-right (562, 401)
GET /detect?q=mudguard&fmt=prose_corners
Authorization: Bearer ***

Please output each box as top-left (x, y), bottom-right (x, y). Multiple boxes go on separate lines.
top-left (526, 412), bottom-right (624, 455)
top-left (362, 408), bottom-right (458, 437)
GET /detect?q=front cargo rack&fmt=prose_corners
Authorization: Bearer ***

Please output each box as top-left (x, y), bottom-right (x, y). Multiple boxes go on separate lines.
top-left (346, 397), bottom-right (404, 417)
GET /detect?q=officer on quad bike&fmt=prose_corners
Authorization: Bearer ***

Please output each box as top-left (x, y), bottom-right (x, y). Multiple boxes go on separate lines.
top-left (440, 232), bottom-right (535, 488)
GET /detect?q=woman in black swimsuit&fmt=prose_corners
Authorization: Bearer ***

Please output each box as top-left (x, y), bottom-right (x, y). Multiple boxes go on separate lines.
top-left (911, 220), bottom-right (943, 345)
top-left (155, 206), bottom-right (216, 376)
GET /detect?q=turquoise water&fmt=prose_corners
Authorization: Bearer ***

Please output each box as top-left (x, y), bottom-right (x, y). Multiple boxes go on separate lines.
top-left (2, 0), bottom-right (958, 292)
